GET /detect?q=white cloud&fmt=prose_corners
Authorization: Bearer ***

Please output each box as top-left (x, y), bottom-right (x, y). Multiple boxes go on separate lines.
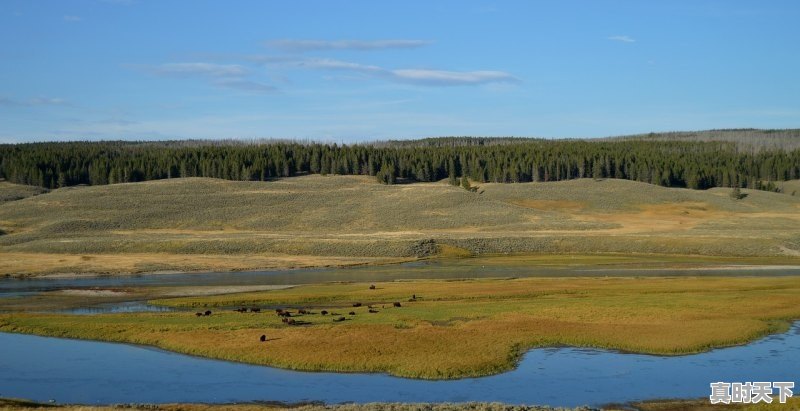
top-left (0, 96), bottom-right (68, 106)
top-left (130, 63), bottom-right (275, 94)
top-left (391, 69), bottom-right (518, 86)
top-left (257, 56), bottom-right (518, 87)
top-left (607, 35), bottom-right (635, 43)
top-left (148, 63), bottom-right (249, 77)
top-left (266, 39), bottom-right (432, 52)
top-left (294, 58), bottom-right (383, 73)
top-left (213, 78), bottom-right (277, 94)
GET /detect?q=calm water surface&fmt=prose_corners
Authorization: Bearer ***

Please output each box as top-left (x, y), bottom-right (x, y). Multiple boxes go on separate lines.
top-left (1, 323), bottom-right (798, 407)
top-left (4, 260), bottom-right (800, 299)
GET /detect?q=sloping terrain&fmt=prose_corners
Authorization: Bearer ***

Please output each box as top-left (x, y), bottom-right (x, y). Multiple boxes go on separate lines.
top-left (0, 181), bottom-right (48, 204)
top-left (0, 175), bottom-right (799, 275)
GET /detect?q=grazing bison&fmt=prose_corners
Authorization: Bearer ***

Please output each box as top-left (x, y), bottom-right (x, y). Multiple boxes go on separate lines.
top-left (260, 334), bottom-right (266, 342)
top-left (393, 302), bottom-right (402, 308)
top-left (204, 310), bottom-right (212, 316)
top-left (250, 308), bottom-right (261, 313)
top-left (352, 302), bottom-right (362, 307)
top-left (195, 312), bottom-right (203, 317)
top-left (369, 309), bottom-right (379, 313)
top-left (333, 316), bottom-right (346, 322)
top-left (235, 307), bottom-right (247, 313)
top-left (369, 284), bottom-right (376, 290)
top-left (349, 311), bottom-right (356, 316)
top-left (320, 310), bottom-right (329, 315)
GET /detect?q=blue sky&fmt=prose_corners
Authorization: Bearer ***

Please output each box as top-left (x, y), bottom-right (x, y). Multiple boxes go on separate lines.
top-left (1, 0), bottom-right (799, 143)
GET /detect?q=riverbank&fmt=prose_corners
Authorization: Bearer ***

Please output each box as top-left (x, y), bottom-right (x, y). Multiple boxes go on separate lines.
top-left (2, 276), bottom-right (799, 379)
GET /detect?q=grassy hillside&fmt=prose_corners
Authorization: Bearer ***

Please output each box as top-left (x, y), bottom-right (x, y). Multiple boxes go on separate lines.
top-left (777, 179), bottom-right (800, 196)
top-left (0, 181), bottom-right (48, 204)
top-left (0, 175), bottom-right (799, 276)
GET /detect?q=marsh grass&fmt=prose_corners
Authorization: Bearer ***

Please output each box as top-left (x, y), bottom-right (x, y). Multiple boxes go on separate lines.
top-left (2, 277), bottom-right (800, 379)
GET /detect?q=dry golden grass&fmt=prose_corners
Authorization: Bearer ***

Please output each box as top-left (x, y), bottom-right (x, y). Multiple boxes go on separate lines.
top-left (0, 252), bottom-right (402, 277)
top-left (2, 277), bottom-right (799, 379)
top-left (1, 175), bottom-right (800, 276)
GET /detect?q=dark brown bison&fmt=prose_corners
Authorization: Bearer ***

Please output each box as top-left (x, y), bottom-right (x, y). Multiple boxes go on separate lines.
top-left (349, 311), bottom-right (356, 316)
top-left (393, 302), bottom-right (402, 308)
top-left (352, 302), bottom-right (362, 307)
top-left (195, 312), bottom-right (203, 317)
top-left (260, 334), bottom-right (266, 342)
top-left (320, 310), bottom-right (329, 315)
top-left (250, 308), bottom-right (261, 313)
top-left (369, 285), bottom-right (376, 290)
top-left (204, 310), bottom-right (212, 316)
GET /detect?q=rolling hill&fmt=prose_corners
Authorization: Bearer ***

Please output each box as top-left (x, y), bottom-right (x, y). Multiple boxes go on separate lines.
top-left (0, 175), bottom-right (799, 276)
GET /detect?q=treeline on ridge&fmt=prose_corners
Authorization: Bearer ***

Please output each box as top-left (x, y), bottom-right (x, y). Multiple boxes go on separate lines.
top-left (1, 138), bottom-right (799, 191)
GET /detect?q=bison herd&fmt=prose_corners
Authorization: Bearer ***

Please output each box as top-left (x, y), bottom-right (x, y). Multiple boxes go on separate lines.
top-left (191, 286), bottom-right (421, 344)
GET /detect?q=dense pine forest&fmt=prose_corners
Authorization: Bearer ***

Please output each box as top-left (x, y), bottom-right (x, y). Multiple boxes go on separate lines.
top-left (1, 130), bottom-right (799, 191)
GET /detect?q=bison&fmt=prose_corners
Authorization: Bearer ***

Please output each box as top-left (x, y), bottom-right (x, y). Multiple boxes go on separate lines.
top-left (333, 316), bottom-right (346, 322)
top-left (204, 310), bottom-right (212, 316)
top-left (393, 302), bottom-right (402, 308)
top-left (369, 284), bottom-right (376, 290)
top-left (320, 310), bottom-right (329, 315)
top-left (260, 334), bottom-right (266, 342)
top-left (349, 311), bottom-right (356, 316)
top-left (369, 309), bottom-right (379, 313)
top-left (352, 302), bottom-right (362, 307)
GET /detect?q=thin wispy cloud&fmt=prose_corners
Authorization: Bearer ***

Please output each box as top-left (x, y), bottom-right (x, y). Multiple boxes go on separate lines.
top-left (130, 63), bottom-right (274, 94)
top-left (259, 56), bottom-right (518, 87)
top-left (213, 78), bottom-right (277, 94)
top-left (266, 39), bottom-right (432, 52)
top-left (391, 69), bottom-right (518, 86)
top-left (63, 15), bottom-right (82, 22)
top-left (147, 63), bottom-right (249, 77)
top-left (0, 96), bottom-right (68, 106)
top-left (607, 35), bottom-right (635, 43)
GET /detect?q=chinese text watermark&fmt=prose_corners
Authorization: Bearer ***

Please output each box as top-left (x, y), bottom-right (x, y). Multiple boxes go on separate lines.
top-left (710, 381), bottom-right (794, 404)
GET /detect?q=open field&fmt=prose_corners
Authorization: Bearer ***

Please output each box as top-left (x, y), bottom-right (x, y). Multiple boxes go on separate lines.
top-left (1, 176), bottom-right (800, 276)
top-left (777, 179), bottom-right (800, 196)
top-left (2, 276), bottom-right (800, 379)
top-left (1, 398), bottom-right (798, 411)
